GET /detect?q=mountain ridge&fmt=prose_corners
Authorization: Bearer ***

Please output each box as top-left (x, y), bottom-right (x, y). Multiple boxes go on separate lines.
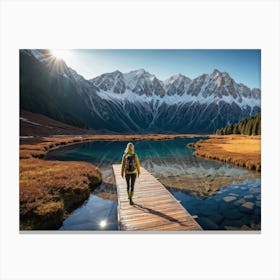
top-left (20, 49), bottom-right (261, 134)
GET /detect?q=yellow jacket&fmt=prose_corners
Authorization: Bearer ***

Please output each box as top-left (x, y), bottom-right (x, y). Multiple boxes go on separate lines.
top-left (121, 151), bottom-right (141, 177)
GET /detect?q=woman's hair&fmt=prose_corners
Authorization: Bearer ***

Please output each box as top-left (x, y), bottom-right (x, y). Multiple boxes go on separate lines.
top-left (125, 142), bottom-right (134, 154)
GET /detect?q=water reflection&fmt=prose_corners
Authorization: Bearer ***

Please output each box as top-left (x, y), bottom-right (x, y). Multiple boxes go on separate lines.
top-left (48, 138), bottom-right (258, 198)
top-left (170, 179), bottom-right (261, 230)
top-left (99, 220), bottom-right (107, 228)
top-left (59, 195), bottom-right (118, 231)
top-left (47, 138), bottom-right (261, 230)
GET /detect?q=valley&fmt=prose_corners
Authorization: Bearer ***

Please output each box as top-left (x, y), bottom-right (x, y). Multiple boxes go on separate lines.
top-left (19, 49), bottom-right (262, 231)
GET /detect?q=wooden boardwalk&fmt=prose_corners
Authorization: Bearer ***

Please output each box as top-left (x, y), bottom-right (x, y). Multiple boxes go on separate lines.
top-left (112, 164), bottom-right (202, 231)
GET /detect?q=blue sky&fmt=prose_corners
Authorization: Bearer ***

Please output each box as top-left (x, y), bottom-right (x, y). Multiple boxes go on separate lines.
top-left (57, 49), bottom-right (261, 89)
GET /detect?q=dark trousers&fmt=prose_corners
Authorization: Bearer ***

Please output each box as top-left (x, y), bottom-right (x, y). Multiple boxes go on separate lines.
top-left (125, 173), bottom-right (137, 193)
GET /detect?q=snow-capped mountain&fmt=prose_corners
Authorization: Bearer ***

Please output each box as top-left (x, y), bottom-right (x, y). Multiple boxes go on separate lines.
top-left (90, 69), bottom-right (165, 97)
top-left (164, 74), bottom-right (192, 96)
top-left (20, 49), bottom-right (261, 133)
top-left (90, 68), bottom-right (260, 109)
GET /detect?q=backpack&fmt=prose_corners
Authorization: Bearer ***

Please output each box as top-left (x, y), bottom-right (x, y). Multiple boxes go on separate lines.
top-left (125, 154), bottom-right (136, 172)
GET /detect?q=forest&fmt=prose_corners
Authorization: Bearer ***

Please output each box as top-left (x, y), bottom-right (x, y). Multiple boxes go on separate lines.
top-left (216, 112), bottom-right (261, 135)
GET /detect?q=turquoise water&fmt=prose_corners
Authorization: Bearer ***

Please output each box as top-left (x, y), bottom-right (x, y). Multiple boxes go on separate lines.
top-left (46, 138), bottom-right (261, 230)
top-left (169, 179), bottom-right (261, 230)
top-left (60, 195), bottom-right (118, 231)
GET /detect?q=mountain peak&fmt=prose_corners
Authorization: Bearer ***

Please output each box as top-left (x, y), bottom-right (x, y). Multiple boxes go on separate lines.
top-left (128, 68), bottom-right (153, 77)
top-left (210, 69), bottom-right (232, 80)
top-left (211, 69), bottom-right (222, 76)
top-left (137, 68), bottom-right (145, 73)
top-left (164, 73), bottom-right (191, 84)
top-left (112, 70), bottom-right (122, 74)
top-left (110, 70), bottom-right (123, 78)
top-left (123, 69), bottom-right (156, 85)
top-left (20, 50), bottom-right (261, 134)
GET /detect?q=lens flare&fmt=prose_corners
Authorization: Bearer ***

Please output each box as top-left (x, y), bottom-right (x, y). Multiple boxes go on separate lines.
top-left (100, 220), bottom-right (107, 228)
top-left (50, 49), bottom-right (70, 60)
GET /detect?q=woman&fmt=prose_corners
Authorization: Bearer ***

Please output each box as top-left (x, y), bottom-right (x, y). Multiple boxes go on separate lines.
top-left (121, 142), bottom-right (141, 205)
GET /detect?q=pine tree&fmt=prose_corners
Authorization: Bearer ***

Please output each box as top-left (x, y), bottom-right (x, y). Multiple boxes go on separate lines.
top-left (215, 112), bottom-right (261, 136)
top-left (257, 121), bottom-right (261, 135)
top-left (252, 118), bottom-right (258, 135)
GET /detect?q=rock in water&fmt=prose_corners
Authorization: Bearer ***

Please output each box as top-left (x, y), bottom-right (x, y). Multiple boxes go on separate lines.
top-left (240, 202), bottom-right (255, 213)
top-left (234, 198), bottom-right (246, 206)
top-left (223, 196), bottom-right (237, 202)
top-left (228, 193), bottom-right (239, 197)
top-left (244, 194), bottom-right (254, 199)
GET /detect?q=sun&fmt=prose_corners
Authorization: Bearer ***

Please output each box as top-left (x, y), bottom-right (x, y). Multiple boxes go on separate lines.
top-left (50, 49), bottom-right (70, 61)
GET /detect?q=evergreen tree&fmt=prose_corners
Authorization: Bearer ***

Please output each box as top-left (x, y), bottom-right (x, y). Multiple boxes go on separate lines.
top-left (252, 118), bottom-right (258, 135)
top-left (215, 112), bottom-right (261, 136)
top-left (257, 120), bottom-right (261, 135)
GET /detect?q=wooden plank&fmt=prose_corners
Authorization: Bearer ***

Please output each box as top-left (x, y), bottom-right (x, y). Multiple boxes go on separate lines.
top-left (124, 217), bottom-right (198, 231)
top-left (120, 214), bottom-right (196, 225)
top-left (112, 164), bottom-right (202, 231)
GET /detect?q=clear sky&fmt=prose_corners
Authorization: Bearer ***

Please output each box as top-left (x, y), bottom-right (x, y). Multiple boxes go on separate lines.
top-left (55, 49), bottom-right (261, 89)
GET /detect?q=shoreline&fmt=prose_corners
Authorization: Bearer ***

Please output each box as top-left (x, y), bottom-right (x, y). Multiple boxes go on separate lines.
top-left (20, 133), bottom-right (207, 160)
top-left (188, 135), bottom-right (261, 172)
top-left (20, 133), bottom-right (261, 230)
top-left (20, 133), bottom-right (205, 230)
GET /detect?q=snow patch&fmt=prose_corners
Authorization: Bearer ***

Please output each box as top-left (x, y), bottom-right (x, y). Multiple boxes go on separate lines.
top-left (20, 136), bottom-right (34, 139)
top-left (30, 50), bottom-right (45, 61)
top-left (20, 117), bottom-right (53, 129)
top-left (95, 89), bottom-right (260, 108)
top-left (20, 117), bottom-right (41, 126)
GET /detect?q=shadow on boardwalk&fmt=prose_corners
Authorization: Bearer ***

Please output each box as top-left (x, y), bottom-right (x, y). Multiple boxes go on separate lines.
top-left (133, 203), bottom-right (188, 226)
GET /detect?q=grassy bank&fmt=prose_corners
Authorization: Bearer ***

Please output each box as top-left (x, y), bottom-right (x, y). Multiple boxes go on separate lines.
top-left (188, 135), bottom-right (261, 172)
top-left (20, 158), bottom-right (102, 230)
top-left (20, 136), bottom-right (105, 230)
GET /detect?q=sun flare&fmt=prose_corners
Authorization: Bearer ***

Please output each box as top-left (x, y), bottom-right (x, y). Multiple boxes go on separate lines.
top-left (50, 49), bottom-right (70, 61)
top-left (100, 220), bottom-right (107, 228)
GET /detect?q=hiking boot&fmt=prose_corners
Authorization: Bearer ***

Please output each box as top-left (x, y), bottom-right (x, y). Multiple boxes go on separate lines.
top-left (129, 198), bottom-right (134, 205)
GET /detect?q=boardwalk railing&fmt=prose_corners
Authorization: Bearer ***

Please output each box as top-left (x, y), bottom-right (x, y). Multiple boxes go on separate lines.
top-left (112, 164), bottom-right (202, 231)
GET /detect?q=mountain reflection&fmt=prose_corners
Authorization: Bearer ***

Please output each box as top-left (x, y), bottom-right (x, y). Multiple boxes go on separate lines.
top-left (47, 137), bottom-right (258, 198)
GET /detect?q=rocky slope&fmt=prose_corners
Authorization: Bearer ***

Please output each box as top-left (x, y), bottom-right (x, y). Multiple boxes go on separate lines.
top-left (20, 49), bottom-right (261, 133)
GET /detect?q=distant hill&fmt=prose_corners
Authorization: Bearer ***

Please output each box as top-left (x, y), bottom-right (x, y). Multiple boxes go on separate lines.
top-left (216, 112), bottom-right (261, 135)
top-left (20, 110), bottom-right (108, 137)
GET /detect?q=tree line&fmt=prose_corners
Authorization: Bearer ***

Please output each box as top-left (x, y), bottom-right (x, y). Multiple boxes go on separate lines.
top-left (216, 112), bottom-right (261, 135)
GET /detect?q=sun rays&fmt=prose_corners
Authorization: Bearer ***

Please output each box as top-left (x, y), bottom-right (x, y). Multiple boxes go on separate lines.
top-left (50, 49), bottom-right (71, 61)
top-left (40, 49), bottom-right (73, 77)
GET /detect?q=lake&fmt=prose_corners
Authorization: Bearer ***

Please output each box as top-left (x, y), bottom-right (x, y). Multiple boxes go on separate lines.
top-left (46, 137), bottom-right (261, 231)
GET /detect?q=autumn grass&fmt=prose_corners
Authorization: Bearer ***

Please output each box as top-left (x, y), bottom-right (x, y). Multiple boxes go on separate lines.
top-left (188, 135), bottom-right (261, 172)
top-left (20, 158), bottom-right (101, 229)
top-left (20, 133), bottom-right (200, 229)
top-left (20, 158), bottom-right (102, 230)
top-left (20, 135), bottom-right (106, 230)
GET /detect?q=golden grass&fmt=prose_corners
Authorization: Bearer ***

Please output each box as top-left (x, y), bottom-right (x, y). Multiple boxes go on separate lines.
top-left (188, 135), bottom-right (261, 172)
top-left (20, 157), bottom-right (102, 230)
top-left (216, 139), bottom-right (260, 154)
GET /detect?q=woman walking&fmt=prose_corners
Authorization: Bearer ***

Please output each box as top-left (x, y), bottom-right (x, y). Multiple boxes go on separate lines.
top-left (121, 142), bottom-right (141, 205)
